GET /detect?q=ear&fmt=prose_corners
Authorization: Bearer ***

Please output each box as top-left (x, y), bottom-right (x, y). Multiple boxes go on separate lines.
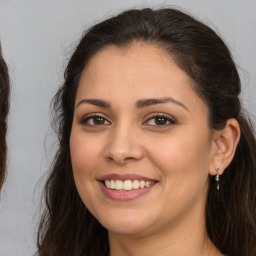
top-left (209, 118), bottom-right (241, 176)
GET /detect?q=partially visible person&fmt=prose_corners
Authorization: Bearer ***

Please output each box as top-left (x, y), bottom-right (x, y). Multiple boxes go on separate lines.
top-left (0, 42), bottom-right (10, 191)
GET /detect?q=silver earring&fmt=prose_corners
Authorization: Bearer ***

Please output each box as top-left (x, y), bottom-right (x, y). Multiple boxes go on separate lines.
top-left (215, 167), bottom-right (220, 191)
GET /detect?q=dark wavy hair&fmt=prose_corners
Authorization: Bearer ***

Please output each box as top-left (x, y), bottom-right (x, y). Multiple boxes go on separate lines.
top-left (37, 8), bottom-right (256, 256)
top-left (0, 43), bottom-right (10, 191)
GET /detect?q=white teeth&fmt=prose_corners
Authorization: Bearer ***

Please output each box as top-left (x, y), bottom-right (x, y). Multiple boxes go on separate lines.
top-left (145, 181), bottom-right (151, 187)
top-left (115, 180), bottom-right (123, 190)
top-left (105, 180), bottom-right (111, 188)
top-left (123, 180), bottom-right (133, 190)
top-left (133, 180), bottom-right (140, 189)
top-left (139, 180), bottom-right (145, 188)
top-left (110, 180), bottom-right (116, 189)
top-left (104, 179), bottom-right (154, 190)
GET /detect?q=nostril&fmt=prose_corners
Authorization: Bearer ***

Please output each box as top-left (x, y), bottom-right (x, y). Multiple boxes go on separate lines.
top-left (108, 156), bottom-right (125, 165)
top-left (106, 155), bottom-right (138, 165)
top-left (125, 157), bottom-right (136, 161)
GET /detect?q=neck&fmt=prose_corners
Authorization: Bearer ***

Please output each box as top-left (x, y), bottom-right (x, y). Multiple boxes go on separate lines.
top-left (109, 226), bottom-right (221, 256)
top-left (108, 204), bottom-right (222, 256)
top-left (109, 232), bottom-right (221, 256)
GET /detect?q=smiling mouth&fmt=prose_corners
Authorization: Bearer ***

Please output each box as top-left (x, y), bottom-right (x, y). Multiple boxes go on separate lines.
top-left (104, 179), bottom-right (155, 191)
top-left (98, 174), bottom-right (158, 200)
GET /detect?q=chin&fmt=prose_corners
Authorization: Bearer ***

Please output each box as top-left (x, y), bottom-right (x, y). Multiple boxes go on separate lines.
top-left (96, 210), bottom-right (153, 236)
top-left (105, 222), bottom-right (148, 236)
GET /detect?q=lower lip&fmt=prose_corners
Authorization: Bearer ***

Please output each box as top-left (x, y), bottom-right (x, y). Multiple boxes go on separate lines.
top-left (98, 182), bottom-right (156, 201)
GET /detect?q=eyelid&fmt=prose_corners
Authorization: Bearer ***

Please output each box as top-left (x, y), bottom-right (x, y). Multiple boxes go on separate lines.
top-left (79, 112), bottom-right (111, 125)
top-left (78, 112), bottom-right (176, 127)
top-left (143, 113), bottom-right (177, 126)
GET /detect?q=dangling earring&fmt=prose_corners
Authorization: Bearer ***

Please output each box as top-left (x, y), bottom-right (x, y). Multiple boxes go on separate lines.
top-left (215, 167), bottom-right (220, 191)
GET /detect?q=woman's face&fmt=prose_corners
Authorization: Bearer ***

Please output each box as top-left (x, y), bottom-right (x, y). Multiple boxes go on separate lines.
top-left (70, 42), bottom-right (215, 237)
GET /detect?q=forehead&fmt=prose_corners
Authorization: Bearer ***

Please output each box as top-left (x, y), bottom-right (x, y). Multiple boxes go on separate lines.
top-left (76, 42), bottom-right (206, 113)
top-left (80, 43), bottom-right (188, 88)
top-left (83, 42), bottom-right (179, 78)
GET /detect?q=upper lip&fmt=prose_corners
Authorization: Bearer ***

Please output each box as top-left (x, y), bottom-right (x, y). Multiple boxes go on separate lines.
top-left (98, 173), bottom-right (157, 182)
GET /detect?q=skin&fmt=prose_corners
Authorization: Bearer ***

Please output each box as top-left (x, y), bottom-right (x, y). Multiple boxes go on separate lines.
top-left (70, 42), bottom-right (239, 256)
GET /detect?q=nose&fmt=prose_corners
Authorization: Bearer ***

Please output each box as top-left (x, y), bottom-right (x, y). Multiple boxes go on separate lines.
top-left (104, 123), bottom-right (144, 165)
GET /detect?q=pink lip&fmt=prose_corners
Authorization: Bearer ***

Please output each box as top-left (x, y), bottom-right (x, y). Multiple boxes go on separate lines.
top-left (98, 173), bottom-right (156, 182)
top-left (97, 173), bottom-right (158, 201)
top-left (98, 181), bottom-right (156, 201)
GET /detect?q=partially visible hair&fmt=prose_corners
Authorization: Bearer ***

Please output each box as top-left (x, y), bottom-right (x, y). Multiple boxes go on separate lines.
top-left (0, 42), bottom-right (10, 191)
top-left (37, 8), bottom-right (256, 256)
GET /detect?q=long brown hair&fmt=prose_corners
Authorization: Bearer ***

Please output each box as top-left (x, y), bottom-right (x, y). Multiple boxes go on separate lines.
top-left (37, 8), bottom-right (256, 256)
top-left (0, 43), bottom-right (10, 191)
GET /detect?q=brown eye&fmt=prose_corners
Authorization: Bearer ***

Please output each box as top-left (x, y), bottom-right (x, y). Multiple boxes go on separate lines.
top-left (81, 115), bottom-right (111, 126)
top-left (93, 117), bottom-right (105, 125)
top-left (155, 117), bottom-right (168, 125)
top-left (145, 115), bottom-right (176, 126)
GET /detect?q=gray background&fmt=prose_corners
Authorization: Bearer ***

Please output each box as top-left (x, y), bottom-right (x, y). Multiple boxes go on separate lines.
top-left (0, 0), bottom-right (255, 255)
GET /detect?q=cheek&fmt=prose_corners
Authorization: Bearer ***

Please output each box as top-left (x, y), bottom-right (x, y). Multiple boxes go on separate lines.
top-left (147, 129), bottom-right (212, 189)
top-left (70, 129), bottom-right (101, 177)
top-left (147, 131), bottom-right (211, 219)
top-left (69, 128), bottom-right (101, 204)
top-left (69, 128), bottom-right (103, 215)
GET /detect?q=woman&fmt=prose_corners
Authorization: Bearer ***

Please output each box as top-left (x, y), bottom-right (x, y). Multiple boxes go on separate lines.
top-left (0, 43), bottom-right (10, 191)
top-left (37, 8), bottom-right (256, 256)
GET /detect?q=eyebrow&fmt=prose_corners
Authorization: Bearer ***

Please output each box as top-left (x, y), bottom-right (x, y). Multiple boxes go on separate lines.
top-left (136, 97), bottom-right (189, 111)
top-left (76, 99), bottom-right (111, 108)
top-left (76, 97), bottom-right (188, 111)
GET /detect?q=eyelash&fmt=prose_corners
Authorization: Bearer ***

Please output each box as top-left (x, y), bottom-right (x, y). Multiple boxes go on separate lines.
top-left (80, 113), bottom-right (111, 126)
top-left (144, 113), bottom-right (176, 127)
top-left (79, 113), bottom-right (176, 127)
